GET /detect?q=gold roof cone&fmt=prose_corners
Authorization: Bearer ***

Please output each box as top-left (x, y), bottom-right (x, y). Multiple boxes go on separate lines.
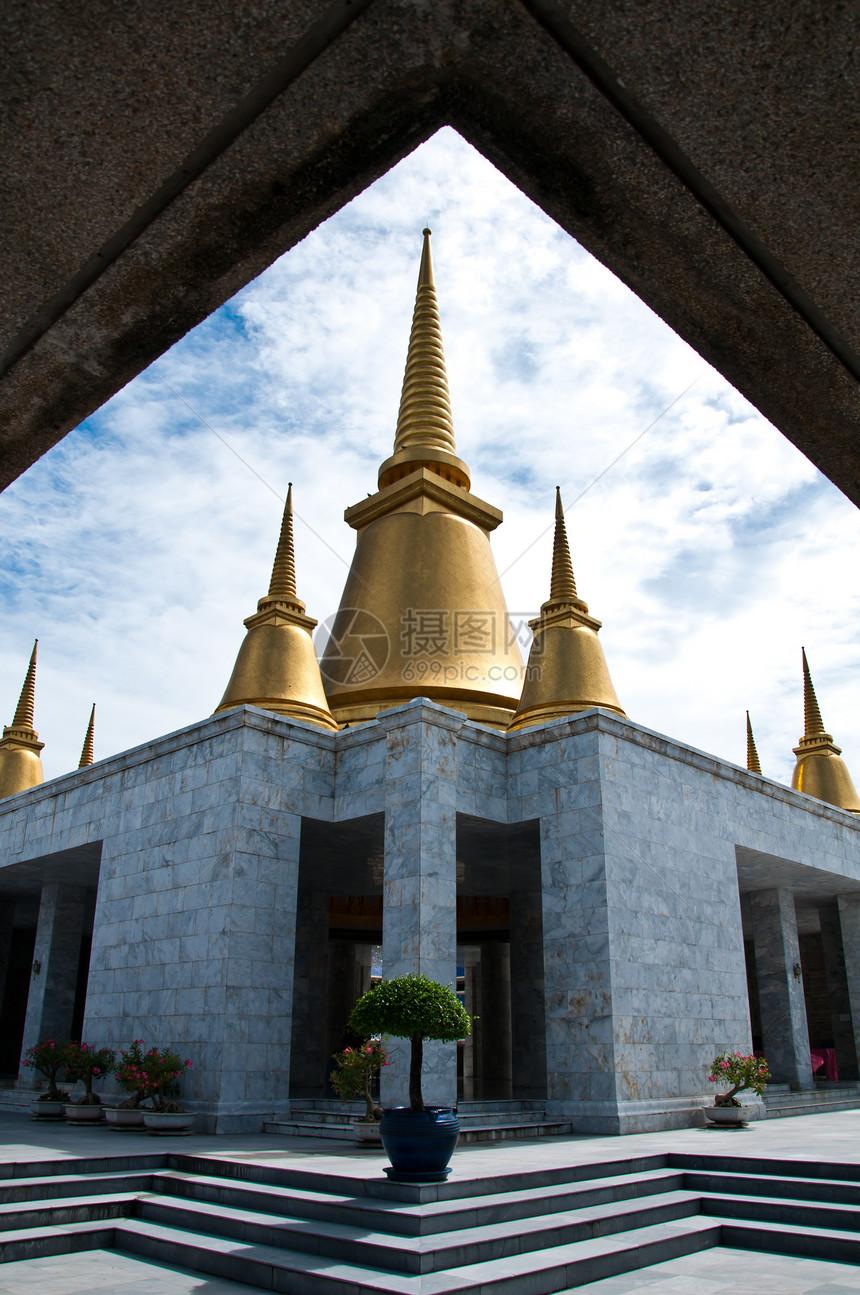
top-left (320, 230), bottom-right (523, 728)
top-left (746, 711), bottom-right (762, 774)
top-left (508, 489), bottom-right (625, 732)
top-left (0, 640), bottom-right (45, 799)
top-left (215, 484), bottom-right (338, 730)
top-left (377, 229), bottom-right (471, 491)
top-left (78, 704), bottom-right (95, 768)
top-left (790, 648), bottom-right (860, 812)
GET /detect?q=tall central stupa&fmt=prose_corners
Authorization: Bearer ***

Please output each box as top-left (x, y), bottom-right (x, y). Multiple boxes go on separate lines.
top-left (320, 230), bottom-right (524, 727)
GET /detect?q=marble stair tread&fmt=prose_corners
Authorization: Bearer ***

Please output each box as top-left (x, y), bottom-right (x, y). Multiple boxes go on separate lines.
top-left (149, 1165), bottom-right (685, 1235)
top-left (131, 1187), bottom-right (704, 1273)
top-left (0, 1191), bottom-right (136, 1230)
top-left (699, 1189), bottom-right (860, 1232)
top-left (684, 1167), bottom-right (860, 1205)
top-left (718, 1215), bottom-right (860, 1263)
top-left (0, 1167), bottom-right (155, 1202)
top-left (263, 1119), bottom-right (573, 1143)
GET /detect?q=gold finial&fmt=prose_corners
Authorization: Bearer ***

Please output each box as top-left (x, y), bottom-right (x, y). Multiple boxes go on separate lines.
top-left (12, 640), bottom-right (37, 730)
top-left (378, 230), bottom-right (470, 489)
top-left (746, 711), bottom-right (762, 774)
top-left (508, 491), bottom-right (624, 731)
top-left (268, 483), bottom-right (298, 603)
top-left (216, 483), bottom-right (338, 730)
top-left (791, 648), bottom-right (860, 813)
top-left (0, 640), bottom-right (45, 799)
top-left (78, 704), bottom-right (95, 768)
top-left (801, 646), bottom-right (826, 739)
top-left (549, 488), bottom-right (583, 607)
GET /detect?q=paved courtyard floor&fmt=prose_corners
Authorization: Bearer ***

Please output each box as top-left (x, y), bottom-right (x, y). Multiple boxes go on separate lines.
top-left (0, 1108), bottom-right (858, 1292)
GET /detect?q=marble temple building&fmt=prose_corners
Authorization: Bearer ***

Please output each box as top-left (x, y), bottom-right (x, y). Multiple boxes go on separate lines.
top-left (1, 232), bottom-right (860, 1134)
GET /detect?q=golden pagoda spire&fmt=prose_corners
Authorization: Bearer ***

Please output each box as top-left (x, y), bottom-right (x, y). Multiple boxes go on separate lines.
top-left (508, 489), bottom-right (625, 731)
top-left (0, 640), bottom-right (45, 798)
top-left (790, 648), bottom-right (860, 812)
top-left (320, 230), bottom-right (523, 728)
top-left (216, 484), bottom-right (338, 730)
top-left (78, 704), bottom-right (95, 768)
top-left (746, 711), bottom-right (762, 774)
top-left (377, 229), bottom-right (471, 490)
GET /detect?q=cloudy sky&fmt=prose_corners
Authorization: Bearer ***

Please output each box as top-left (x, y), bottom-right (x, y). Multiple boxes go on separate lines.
top-left (2, 127), bottom-right (859, 789)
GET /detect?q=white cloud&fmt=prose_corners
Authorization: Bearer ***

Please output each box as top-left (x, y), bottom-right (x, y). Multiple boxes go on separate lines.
top-left (1, 127), bottom-right (859, 796)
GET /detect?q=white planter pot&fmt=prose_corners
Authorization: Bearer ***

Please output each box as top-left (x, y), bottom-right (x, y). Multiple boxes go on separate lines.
top-left (104, 1107), bottom-right (146, 1129)
top-left (64, 1103), bottom-right (105, 1124)
top-left (30, 1099), bottom-right (66, 1120)
top-left (353, 1121), bottom-right (382, 1145)
top-left (143, 1110), bottom-right (195, 1135)
top-left (704, 1104), bottom-right (749, 1127)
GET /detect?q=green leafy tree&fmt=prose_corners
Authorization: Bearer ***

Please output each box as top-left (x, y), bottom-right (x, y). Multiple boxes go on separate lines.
top-left (64, 1041), bottom-right (116, 1105)
top-left (708, 1051), bottom-right (771, 1106)
top-left (349, 974), bottom-right (471, 1112)
top-left (21, 1038), bottom-right (70, 1101)
top-left (330, 1039), bottom-right (389, 1121)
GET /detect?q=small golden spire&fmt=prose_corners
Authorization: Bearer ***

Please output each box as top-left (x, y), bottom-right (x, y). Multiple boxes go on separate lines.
top-left (216, 483), bottom-right (338, 730)
top-left (378, 230), bottom-right (470, 490)
top-left (746, 711), bottom-right (762, 774)
top-left (791, 648), bottom-right (860, 813)
top-left (508, 489), bottom-right (624, 731)
top-left (549, 487), bottom-right (585, 608)
top-left (0, 640), bottom-right (45, 799)
top-left (801, 646), bottom-right (826, 739)
top-left (267, 483), bottom-right (298, 603)
top-left (12, 640), bottom-right (37, 730)
top-left (78, 704), bottom-right (95, 768)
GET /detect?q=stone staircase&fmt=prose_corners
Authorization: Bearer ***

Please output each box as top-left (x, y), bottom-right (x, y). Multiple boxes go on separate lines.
top-left (266, 1099), bottom-right (573, 1143)
top-left (2, 1148), bottom-right (860, 1290)
top-left (762, 1081), bottom-right (860, 1119)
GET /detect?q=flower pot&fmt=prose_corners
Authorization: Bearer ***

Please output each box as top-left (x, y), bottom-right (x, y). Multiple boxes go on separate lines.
top-left (64, 1103), bottom-right (105, 1124)
top-left (104, 1106), bottom-right (146, 1130)
top-left (704, 1104), bottom-right (749, 1128)
top-left (353, 1120), bottom-right (383, 1146)
top-left (30, 1099), bottom-right (66, 1120)
top-left (143, 1110), bottom-right (195, 1135)
top-left (380, 1107), bottom-right (460, 1182)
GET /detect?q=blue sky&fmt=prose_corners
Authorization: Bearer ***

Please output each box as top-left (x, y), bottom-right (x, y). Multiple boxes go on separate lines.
top-left (2, 127), bottom-right (859, 788)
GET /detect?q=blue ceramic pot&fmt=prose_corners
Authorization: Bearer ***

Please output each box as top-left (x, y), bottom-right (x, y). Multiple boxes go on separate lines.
top-left (379, 1107), bottom-right (460, 1182)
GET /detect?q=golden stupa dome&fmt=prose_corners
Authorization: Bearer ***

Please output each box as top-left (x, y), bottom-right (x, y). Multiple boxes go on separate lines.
top-left (319, 230), bottom-right (523, 729)
top-left (508, 489), bottom-right (625, 731)
top-left (790, 648), bottom-right (860, 812)
top-left (216, 484), bottom-right (338, 730)
top-left (0, 640), bottom-right (45, 799)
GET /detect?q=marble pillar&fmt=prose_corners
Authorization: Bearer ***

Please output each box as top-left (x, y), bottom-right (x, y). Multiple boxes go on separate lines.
top-left (750, 888), bottom-right (812, 1088)
top-left (379, 704), bottom-right (461, 1108)
top-left (818, 903), bottom-right (857, 1080)
top-left (479, 942), bottom-right (512, 1098)
top-left (836, 896), bottom-right (860, 1079)
top-left (510, 889), bottom-right (547, 1100)
top-left (18, 884), bottom-right (87, 1086)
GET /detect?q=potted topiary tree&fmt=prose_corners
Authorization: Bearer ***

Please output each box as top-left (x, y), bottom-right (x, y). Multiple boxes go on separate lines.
top-left (140, 1047), bottom-right (195, 1133)
top-left (22, 1039), bottom-right (70, 1119)
top-left (63, 1041), bottom-right (116, 1123)
top-left (349, 973), bottom-right (472, 1181)
top-left (330, 1039), bottom-right (389, 1144)
top-left (705, 1050), bottom-right (771, 1126)
top-left (105, 1040), bottom-right (150, 1128)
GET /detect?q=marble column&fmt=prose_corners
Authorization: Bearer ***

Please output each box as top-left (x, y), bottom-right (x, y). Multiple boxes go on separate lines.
top-left (479, 942), bottom-right (512, 1099)
top-left (379, 703), bottom-right (462, 1108)
top-left (18, 884), bottom-right (87, 1086)
top-left (819, 903), bottom-right (858, 1080)
top-left (836, 896), bottom-right (860, 1080)
top-left (750, 888), bottom-right (813, 1088)
top-left (289, 889), bottom-right (330, 1097)
top-left (510, 889), bottom-right (547, 1100)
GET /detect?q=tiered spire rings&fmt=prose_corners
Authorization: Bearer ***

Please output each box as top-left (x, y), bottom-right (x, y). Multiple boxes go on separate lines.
top-left (79, 704), bottom-right (96, 768)
top-left (746, 711), bottom-right (762, 775)
top-left (215, 484), bottom-right (338, 730)
top-left (0, 641), bottom-right (45, 799)
top-left (790, 648), bottom-right (860, 812)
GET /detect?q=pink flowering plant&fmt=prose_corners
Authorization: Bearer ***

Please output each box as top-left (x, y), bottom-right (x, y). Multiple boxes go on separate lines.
top-left (22, 1037), bottom-right (70, 1101)
top-left (708, 1050), bottom-right (771, 1107)
top-left (140, 1047), bottom-right (193, 1112)
top-left (330, 1039), bottom-right (390, 1122)
top-left (63, 1040), bottom-right (116, 1105)
top-left (113, 1040), bottom-right (150, 1109)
